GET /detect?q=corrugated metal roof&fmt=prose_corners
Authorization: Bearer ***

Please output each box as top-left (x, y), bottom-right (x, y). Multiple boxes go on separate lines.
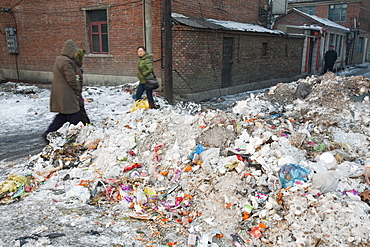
top-left (172, 13), bottom-right (284, 35)
top-left (172, 13), bottom-right (221, 29)
top-left (291, 8), bottom-right (350, 32)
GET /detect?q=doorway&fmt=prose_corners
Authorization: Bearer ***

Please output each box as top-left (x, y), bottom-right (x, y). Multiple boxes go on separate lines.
top-left (221, 37), bottom-right (233, 88)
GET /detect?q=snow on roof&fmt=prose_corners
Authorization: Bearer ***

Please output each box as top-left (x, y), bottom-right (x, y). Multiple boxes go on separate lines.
top-left (293, 8), bottom-right (350, 32)
top-left (206, 18), bottom-right (284, 34)
top-left (172, 13), bottom-right (284, 35)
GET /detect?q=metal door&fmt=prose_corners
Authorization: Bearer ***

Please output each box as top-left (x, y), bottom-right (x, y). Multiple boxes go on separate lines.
top-left (221, 37), bottom-right (233, 88)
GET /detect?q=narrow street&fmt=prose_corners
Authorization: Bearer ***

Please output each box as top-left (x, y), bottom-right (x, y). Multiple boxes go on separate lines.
top-left (340, 63), bottom-right (370, 77)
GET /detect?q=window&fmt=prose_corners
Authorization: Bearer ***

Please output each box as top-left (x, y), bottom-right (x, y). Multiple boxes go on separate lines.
top-left (329, 34), bottom-right (335, 47)
top-left (328, 4), bottom-right (347, 22)
top-left (338, 35), bottom-right (343, 57)
top-left (87, 9), bottom-right (108, 54)
top-left (296, 6), bottom-right (316, 15)
top-left (327, 34), bottom-right (343, 56)
top-left (358, 37), bottom-right (364, 53)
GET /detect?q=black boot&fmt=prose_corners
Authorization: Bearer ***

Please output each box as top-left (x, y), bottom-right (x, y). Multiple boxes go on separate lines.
top-left (149, 102), bottom-right (159, 109)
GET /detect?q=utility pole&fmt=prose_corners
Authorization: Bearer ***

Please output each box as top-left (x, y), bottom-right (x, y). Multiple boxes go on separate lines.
top-left (143, 0), bottom-right (152, 54)
top-left (163, 0), bottom-right (173, 104)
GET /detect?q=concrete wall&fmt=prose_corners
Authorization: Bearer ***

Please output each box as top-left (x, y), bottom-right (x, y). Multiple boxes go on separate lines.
top-left (1, 68), bottom-right (137, 86)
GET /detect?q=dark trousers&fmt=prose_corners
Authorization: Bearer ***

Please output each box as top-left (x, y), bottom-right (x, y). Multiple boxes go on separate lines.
top-left (79, 101), bottom-right (90, 125)
top-left (323, 64), bottom-right (334, 73)
top-left (135, 83), bottom-right (154, 103)
top-left (45, 112), bottom-right (80, 135)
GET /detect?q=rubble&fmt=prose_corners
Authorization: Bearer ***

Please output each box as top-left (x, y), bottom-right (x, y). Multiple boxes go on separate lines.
top-left (0, 72), bottom-right (370, 246)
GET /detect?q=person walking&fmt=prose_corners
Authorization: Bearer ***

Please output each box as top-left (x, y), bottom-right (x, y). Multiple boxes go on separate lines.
top-left (135, 46), bottom-right (158, 109)
top-left (43, 39), bottom-right (81, 140)
top-left (74, 48), bottom-right (90, 125)
top-left (323, 44), bottom-right (338, 74)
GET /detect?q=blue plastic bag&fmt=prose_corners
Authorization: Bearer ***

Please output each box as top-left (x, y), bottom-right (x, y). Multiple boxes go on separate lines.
top-left (189, 144), bottom-right (206, 160)
top-left (279, 163), bottom-right (310, 188)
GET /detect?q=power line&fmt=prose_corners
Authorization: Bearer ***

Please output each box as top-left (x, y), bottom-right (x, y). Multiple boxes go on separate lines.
top-left (348, 3), bottom-right (370, 12)
top-left (11, 0), bottom-right (25, 10)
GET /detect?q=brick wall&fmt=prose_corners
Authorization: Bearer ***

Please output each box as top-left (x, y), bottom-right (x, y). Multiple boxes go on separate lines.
top-left (315, 5), bottom-right (328, 19)
top-left (0, 0), bottom-right (303, 99)
top-left (0, 0), bottom-right (161, 81)
top-left (172, 26), bottom-right (303, 95)
top-left (1, 0), bottom-right (269, 85)
top-left (291, 1), bottom-right (369, 31)
top-left (173, 0), bottom-right (268, 26)
top-left (357, 1), bottom-right (370, 32)
top-left (0, 2), bottom-right (18, 73)
top-left (275, 12), bottom-right (316, 27)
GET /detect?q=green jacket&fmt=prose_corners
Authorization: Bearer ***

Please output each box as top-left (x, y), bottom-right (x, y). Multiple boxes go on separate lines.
top-left (137, 53), bottom-right (154, 84)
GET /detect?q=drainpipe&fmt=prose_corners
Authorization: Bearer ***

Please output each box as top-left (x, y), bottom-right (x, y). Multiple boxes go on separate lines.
top-left (143, 0), bottom-right (152, 54)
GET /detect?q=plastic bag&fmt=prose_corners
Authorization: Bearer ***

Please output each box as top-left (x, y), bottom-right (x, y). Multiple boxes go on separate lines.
top-left (317, 152), bottom-right (337, 169)
top-left (200, 148), bottom-right (220, 170)
top-left (130, 100), bottom-right (149, 112)
top-left (312, 171), bottom-right (339, 193)
top-left (279, 163), bottom-right (310, 188)
top-left (190, 144), bottom-right (206, 161)
top-left (335, 161), bottom-right (364, 178)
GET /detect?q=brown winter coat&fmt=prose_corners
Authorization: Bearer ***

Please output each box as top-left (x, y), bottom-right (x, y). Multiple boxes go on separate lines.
top-left (50, 40), bottom-right (80, 114)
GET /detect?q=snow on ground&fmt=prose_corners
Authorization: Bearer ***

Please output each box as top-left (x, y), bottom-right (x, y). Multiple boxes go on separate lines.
top-left (0, 71), bottom-right (369, 247)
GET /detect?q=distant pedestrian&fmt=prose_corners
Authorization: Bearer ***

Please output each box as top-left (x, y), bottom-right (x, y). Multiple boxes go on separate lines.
top-left (135, 46), bottom-right (158, 109)
top-left (74, 48), bottom-right (90, 125)
top-left (323, 44), bottom-right (337, 74)
top-left (43, 39), bottom-right (81, 140)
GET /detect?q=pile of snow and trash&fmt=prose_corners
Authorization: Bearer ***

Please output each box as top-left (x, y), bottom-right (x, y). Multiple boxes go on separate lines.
top-left (0, 72), bottom-right (369, 247)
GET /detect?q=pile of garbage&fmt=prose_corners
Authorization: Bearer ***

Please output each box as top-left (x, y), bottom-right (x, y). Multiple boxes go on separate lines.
top-left (0, 72), bottom-right (369, 246)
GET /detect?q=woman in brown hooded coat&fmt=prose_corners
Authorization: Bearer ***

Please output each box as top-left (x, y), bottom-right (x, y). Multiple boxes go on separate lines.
top-left (74, 48), bottom-right (90, 125)
top-left (43, 39), bottom-right (81, 139)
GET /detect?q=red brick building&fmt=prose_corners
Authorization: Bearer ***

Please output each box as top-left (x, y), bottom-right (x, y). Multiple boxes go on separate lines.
top-left (275, 8), bottom-right (350, 74)
top-left (0, 0), bottom-right (304, 102)
top-left (287, 0), bottom-right (370, 64)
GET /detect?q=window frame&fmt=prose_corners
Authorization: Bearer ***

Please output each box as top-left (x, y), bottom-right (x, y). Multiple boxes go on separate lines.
top-left (82, 6), bottom-right (111, 55)
top-left (89, 20), bottom-right (108, 54)
top-left (358, 37), bottom-right (364, 53)
top-left (328, 4), bottom-right (347, 22)
top-left (338, 35), bottom-right (343, 57)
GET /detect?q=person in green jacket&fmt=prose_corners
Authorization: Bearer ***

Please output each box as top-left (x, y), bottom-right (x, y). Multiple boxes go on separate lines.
top-left (136, 46), bottom-right (158, 109)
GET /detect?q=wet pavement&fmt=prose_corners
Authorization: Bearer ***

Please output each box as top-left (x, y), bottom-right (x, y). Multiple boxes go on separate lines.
top-left (0, 131), bottom-right (46, 162)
